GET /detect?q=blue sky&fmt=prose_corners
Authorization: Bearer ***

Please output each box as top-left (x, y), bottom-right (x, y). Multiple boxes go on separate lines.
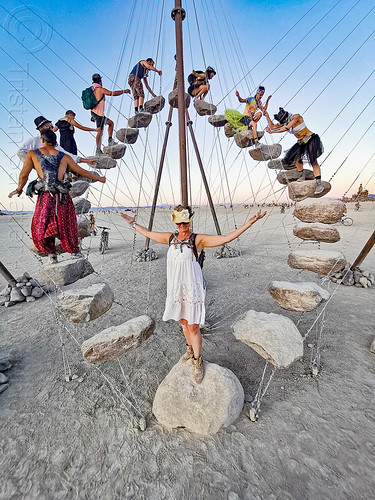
top-left (0, 0), bottom-right (374, 212)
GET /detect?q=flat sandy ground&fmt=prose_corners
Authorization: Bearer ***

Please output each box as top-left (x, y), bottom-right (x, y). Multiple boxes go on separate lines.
top-left (0, 203), bottom-right (374, 499)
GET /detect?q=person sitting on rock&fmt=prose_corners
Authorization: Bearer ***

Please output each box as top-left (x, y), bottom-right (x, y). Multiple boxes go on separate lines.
top-left (9, 130), bottom-right (106, 264)
top-left (18, 116), bottom-right (96, 166)
top-left (263, 107), bottom-right (325, 195)
top-left (187, 67), bottom-right (216, 101)
top-left (53, 110), bottom-right (99, 156)
top-left (90, 74), bottom-right (131, 155)
top-left (120, 204), bottom-right (266, 384)
top-left (128, 59), bottom-right (162, 114)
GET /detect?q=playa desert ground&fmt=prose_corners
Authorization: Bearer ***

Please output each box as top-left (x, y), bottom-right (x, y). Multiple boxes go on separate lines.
top-left (0, 203), bottom-right (374, 499)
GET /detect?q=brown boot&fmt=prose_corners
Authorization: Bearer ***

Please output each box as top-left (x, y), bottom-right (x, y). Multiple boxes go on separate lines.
top-left (179, 344), bottom-right (194, 363)
top-left (191, 356), bottom-right (204, 384)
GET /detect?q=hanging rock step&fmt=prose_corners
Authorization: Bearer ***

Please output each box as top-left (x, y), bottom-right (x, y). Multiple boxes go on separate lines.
top-left (293, 222), bottom-right (340, 243)
top-left (208, 114), bottom-right (227, 127)
top-left (268, 281), bottom-right (330, 312)
top-left (288, 179), bottom-right (331, 201)
top-left (294, 199), bottom-right (345, 224)
top-left (224, 122), bottom-right (237, 137)
top-left (268, 159), bottom-right (295, 170)
top-left (86, 155), bottom-right (117, 170)
top-left (168, 89), bottom-right (191, 109)
top-left (234, 130), bottom-right (264, 148)
top-left (69, 180), bottom-right (90, 198)
top-left (128, 112), bottom-right (152, 129)
top-left (143, 95), bottom-right (165, 114)
top-left (39, 258), bottom-right (94, 286)
top-left (249, 143), bottom-right (282, 161)
top-left (74, 198), bottom-right (91, 214)
top-left (277, 168), bottom-right (315, 184)
top-left (102, 144), bottom-right (126, 159)
top-left (232, 309), bottom-right (303, 369)
top-left (81, 314), bottom-right (155, 363)
top-left (116, 128), bottom-right (139, 144)
top-left (288, 250), bottom-right (346, 275)
top-left (57, 283), bottom-right (114, 323)
top-left (77, 215), bottom-right (91, 238)
top-left (194, 100), bottom-right (217, 116)
top-left (152, 360), bottom-right (244, 436)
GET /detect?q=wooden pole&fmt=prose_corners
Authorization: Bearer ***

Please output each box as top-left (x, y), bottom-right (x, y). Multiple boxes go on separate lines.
top-left (0, 261), bottom-right (16, 285)
top-left (351, 231), bottom-right (375, 269)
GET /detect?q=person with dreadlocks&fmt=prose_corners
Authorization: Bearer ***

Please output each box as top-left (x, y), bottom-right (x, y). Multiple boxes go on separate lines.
top-left (263, 107), bottom-right (325, 195)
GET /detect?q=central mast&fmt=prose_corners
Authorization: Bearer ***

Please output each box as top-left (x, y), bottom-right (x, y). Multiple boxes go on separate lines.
top-left (171, 0), bottom-right (188, 205)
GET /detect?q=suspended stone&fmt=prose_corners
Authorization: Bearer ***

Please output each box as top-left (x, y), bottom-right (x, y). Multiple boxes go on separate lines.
top-left (213, 244), bottom-right (240, 259)
top-left (152, 360), bottom-right (244, 435)
top-left (57, 283), bottom-right (114, 323)
top-left (143, 95), bottom-right (165, 114)
top-left (81, 315), bottom-right (155, 363)
top-left (288, 179), bottom-right (331, 202)
top-left (194, 100), bottom-right (217, 116)
top-left (77, 215), bottom-right (90, 238)
top-left (102, 144), bottom-right (126, 159)
top-left (116, 127), bottom-right (139, 144)
top-left (224, 122), bottom-right (237, 138)
top-left (268, 158), bottom-right (295, 170)
top-left (86, 155), bottom-right (117, 170)
top-left (69, 180), bottom-right (90, 198)
top-left (293, 222), bottom-right (340, 243)
top-left (293, 199), bottom-right (345, 224)
top-left (128, 112), bottom-right (152, 129)
top-left (249, 143), bottom-right (282, 161)
top-left (39, 258), bottom-right (94, 286)
top-left (268, 281), bottom-right (330, 312)
top-left (74, 198), bottom-right (91, 215)
top-left (277, 168), bottom-right (315, 184)
top-left (168, 89), bottom-right (191, 109)
top-left (232, 309), bottom-right (303, 369)
top-left (234, 130), bottom-right (264, 148)
top-left (208, 114), bottom-right (227, 127)
top-left (288, 250), bottom-right (346, 275)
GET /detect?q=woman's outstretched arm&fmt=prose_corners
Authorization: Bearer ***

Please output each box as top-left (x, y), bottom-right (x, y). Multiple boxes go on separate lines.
top-left (120, 213), bottom-right (171, 245)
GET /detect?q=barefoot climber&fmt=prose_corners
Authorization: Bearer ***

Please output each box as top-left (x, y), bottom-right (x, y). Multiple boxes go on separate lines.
top-left (121, 205), bottom-right (266, 385)
top-left (263, 107), bottom-right (325, 195)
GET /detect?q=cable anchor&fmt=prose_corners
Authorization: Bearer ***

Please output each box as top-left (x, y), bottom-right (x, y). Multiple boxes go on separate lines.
top-left (171, 7), bottom-right (186, 20)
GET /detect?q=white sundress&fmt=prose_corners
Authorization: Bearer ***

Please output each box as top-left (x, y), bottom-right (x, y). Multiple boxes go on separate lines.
top-left (162, 239), bottom-right (206, 325)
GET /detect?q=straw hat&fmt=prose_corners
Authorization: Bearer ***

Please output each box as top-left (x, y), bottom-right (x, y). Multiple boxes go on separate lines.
top-left (171, 208), bottom-right (194, 224)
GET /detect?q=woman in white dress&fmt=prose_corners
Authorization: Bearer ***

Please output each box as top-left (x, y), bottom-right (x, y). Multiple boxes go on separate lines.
top-left (121, 205), bottom-right (266, 384)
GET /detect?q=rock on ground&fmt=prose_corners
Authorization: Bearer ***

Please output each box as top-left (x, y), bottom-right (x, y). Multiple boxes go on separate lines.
top-left (249, 143), bottom-right (282, 162)
top-left (39, 258), bottom-right (94, 286)
top-left (268, 281), bottom-right (330, 312)
top-left (370, 338), bottom-right (375, 354)
top-left (293, 199), bottom-right (345, 224)
top-left (232, 309), bottom-right (303, 369)
top-left (194, 100), bottom-right (217, 116)
top-left (116, 128), bottom-right (139, 144)
top-left (102, 144), bottom-right (126, 159)
top-left (81, 315), bottom-right (155, 363)
top-left (288, 180), bottom-right (331, 201)
top-left (69, 180), bottom-right (90, 198)
top-left (234, 130), bottom-right (264, 148)
top-left (73, 198), bottom-right (91, 215)
top-left (168, 89), bottom-right (191, 109)
top-left (208, 114), bottom-right (227, 127)
top-left (152, 360), bottom-right (244, 435)
top-left (277, 168), bottom-right (315, 184)
top-left (143, 95), bottom-right (165, 114)
top-left (86, 156), bottom-right (117, 170)
top-left (288, 250), bottom-right (346, 275)
top-left (57, 283), bottom-right (114, 323)
top-left (293, 223), bottom-right (340, 243)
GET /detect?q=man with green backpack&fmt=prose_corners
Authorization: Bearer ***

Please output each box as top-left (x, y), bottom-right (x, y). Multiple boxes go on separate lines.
top-left (82, 74), bottom-right (130, 155)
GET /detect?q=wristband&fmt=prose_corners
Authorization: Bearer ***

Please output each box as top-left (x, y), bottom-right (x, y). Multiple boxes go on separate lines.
top-left (16, 187), bottom-right (23, 194)
top-left (131, 222), bottom-right (137, 229)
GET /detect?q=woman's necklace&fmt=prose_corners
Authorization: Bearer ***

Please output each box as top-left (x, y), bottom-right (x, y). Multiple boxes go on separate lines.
top-left (173, 232), bottom-right (192, 252)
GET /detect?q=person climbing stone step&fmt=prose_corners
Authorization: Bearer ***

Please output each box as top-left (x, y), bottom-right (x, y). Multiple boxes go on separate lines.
top-left (128, 58), bottom-right (162, 114)
top-left (53, 110), bottom-right (99, 156)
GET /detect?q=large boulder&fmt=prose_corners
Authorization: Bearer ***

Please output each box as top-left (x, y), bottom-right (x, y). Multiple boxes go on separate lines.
top-left (102, 144), bottom-right (126, 159)
top-left (73, 198), bottom-right (91, 215)
top-left (128, 112), bottom-right (152, 129)
top-left (293, 199), bottom-right (345, 224)
top-left (152, 361), bottom-right (244, 435)
top-left (116, 128), bottom-right (139, 144)
top-left (69, 180), bottom-right (90, 198)
top-left (143, 95), bottom-right (165, 114)
top-left (208, 114), bottom-right (227, 127)
top-left (81, 315), bottom-right (155, 363)
top-left (168, 89), bottom-right (191, 109)
top-left (39, 258), bottom-right (94, 286)
top-left (268, 281), bottom-right (330, 312)
top-left (288, 180), bottom-right (331, 201)
top-left (249, 143), bottom-right (282, 161)
top-left (293, 222), bottom-right (340, 243)
top-left (277, 168), bottom-right (315, 184)
top-left (77, 216), bottom-right (90, 238)
top-left (194, 100), bottom-right (217, 116)
top-left (86, 156), bottom-right (117, 170)
top-left (288, 250), bottom-right (346, 275)
top-left (234, 130), bottom-right (264, 148)
top-left (232, 309), bottom-right (303, 369)
top-left (224, 122), bottom-right (237, 138)
top-left (57, 283), bottom-right (114, 323)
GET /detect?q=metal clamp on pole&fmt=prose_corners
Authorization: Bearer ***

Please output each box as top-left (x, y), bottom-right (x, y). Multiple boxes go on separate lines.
top-left (171, 7), bottom-right (186, 20)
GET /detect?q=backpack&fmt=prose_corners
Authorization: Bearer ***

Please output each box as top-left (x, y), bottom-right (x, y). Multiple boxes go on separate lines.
top-left (81, 86), bottom-right (104, 110)
top-left (168, 233), bottom-right (206, 269)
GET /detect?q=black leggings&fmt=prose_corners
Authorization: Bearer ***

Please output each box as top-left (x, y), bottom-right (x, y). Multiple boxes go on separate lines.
top-left (284, 133), bottom-right (324, 167)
